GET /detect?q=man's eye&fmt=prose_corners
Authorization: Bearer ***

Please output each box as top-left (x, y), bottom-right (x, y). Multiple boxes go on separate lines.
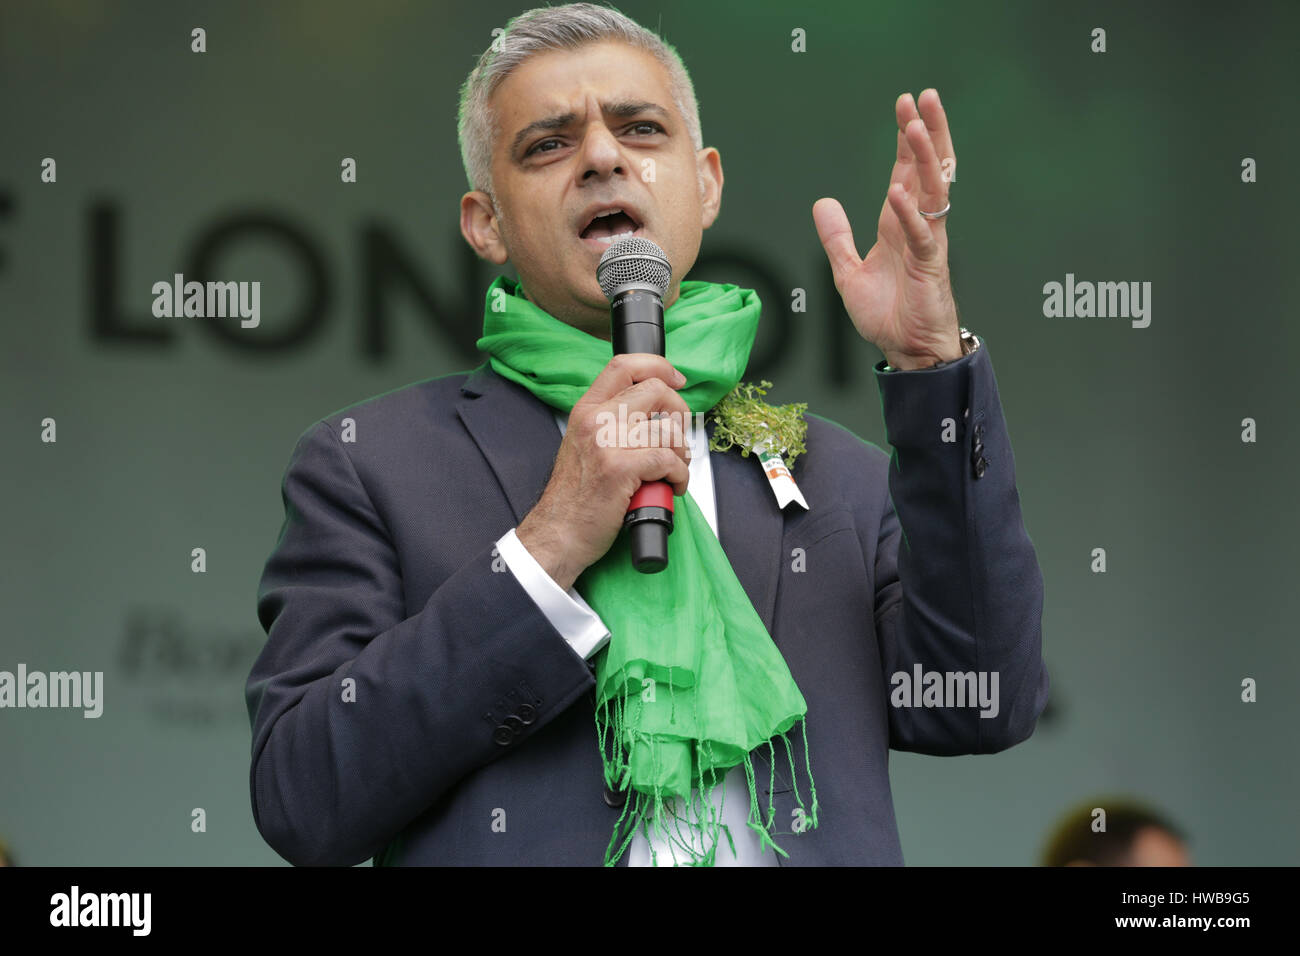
top-left (526, 123), bottom-right (664, 157)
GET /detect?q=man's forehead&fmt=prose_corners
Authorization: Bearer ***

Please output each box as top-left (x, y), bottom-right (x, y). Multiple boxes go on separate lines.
top-left (494, 41), bottom-right (673, 121)
top-left (519, 92), bottom-right (668, 120)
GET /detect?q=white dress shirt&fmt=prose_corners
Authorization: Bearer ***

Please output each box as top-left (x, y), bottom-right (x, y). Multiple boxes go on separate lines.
top-left (493, 410), bottom-right (779, 866)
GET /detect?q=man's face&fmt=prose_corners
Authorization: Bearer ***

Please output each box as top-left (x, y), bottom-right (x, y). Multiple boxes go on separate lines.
top-left (460, 39), bottom-right (724, 339)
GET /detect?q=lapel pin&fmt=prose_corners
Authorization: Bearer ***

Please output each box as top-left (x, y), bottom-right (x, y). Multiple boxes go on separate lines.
top-left (706, 380), bottom-right (810, 511)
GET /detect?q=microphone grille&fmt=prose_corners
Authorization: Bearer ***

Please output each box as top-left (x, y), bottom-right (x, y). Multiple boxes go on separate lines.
top-left (597, 236), bottom-right (671, 300)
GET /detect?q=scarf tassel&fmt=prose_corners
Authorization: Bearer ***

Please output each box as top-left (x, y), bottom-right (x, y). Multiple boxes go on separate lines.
top-left (599, 692), bottom-right (819, 866)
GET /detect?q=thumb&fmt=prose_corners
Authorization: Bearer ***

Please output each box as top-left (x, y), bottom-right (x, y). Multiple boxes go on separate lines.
top-left (812, 197), bottom-right (862, 285)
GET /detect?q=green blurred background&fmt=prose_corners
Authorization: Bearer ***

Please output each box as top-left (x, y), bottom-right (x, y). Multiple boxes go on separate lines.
top-left (1, 0), bottom-right (1297, 865)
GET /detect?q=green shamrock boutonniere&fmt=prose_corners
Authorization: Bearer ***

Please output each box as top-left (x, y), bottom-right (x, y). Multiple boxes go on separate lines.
top-left (706, 380), bottom-right (809, 471)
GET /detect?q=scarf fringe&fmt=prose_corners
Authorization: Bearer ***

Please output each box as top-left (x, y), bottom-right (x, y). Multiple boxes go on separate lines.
top-left (598, 691), bottom-right (819, 866)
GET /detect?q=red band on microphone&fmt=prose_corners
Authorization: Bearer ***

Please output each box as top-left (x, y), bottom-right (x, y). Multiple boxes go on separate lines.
top-left (628, 480), bottom-right (674, 512)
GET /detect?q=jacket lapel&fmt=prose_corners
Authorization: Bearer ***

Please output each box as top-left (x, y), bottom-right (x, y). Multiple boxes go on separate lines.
top-left (456, 362), bottom-right (562, 525)
top-left (706, 417), bottom-right (786, 640)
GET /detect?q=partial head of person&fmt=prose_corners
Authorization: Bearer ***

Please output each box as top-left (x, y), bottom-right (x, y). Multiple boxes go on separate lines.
top-left (457, 2), bottom-right (723, 340)
top-left (1041, 798), bottom-right (1191, 866)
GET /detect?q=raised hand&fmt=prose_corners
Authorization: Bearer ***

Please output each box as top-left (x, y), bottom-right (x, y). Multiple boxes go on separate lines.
top-left (813, 88), bottom-right (963, 371)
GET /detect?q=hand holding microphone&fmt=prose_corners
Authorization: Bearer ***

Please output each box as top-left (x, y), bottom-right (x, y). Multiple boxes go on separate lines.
top-left (516, 236), bottom-right (686, 585)
top-left (515, 351), bottom-right (691, 590)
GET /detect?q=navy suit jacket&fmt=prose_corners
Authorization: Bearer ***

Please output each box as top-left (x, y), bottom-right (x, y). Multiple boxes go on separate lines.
top-left (246, 337), bottom-right (1049, 866)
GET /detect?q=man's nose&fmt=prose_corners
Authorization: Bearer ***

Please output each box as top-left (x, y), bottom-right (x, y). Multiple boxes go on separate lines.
top-left (577, 124), bottom-right (627, 182)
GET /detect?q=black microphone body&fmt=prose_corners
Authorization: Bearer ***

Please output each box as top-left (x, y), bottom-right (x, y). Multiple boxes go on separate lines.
top-left (611, 287), bottom-right (672, 572)
top-left (610, 288), bottom-right (665, 356)
top-left (597, 236), bottom-right (675, 574)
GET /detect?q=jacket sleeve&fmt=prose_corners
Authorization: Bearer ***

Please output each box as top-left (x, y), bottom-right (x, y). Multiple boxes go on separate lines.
top-left (866, 337), bottom-right (1050, 755)
top-left (246, 421), bottom-right (597, 866)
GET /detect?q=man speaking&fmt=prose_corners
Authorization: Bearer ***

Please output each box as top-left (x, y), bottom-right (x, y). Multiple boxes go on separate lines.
top-left (245, 2), bottom-right (1049, 866)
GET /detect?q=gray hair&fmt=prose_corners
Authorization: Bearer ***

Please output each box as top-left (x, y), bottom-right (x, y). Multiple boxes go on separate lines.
top-left (456, 3), bottom-right (704, 206)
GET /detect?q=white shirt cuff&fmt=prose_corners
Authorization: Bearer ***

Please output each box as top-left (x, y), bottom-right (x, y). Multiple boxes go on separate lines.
top-left (495, 527), bottom-right (611, 660)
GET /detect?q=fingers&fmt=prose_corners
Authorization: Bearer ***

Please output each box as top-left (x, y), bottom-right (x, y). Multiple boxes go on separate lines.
top-left (581, 352), bottom-right (685, 408)
top-left (818, 88), bottom-right (954, 279)
top-left (891, 92), bottom-right (920, 187)
top-left (618, 383), bottom-right (694, 485)
top-left (597, 398), bottom-right (692, 497)
top-left (636, 435), bottom-right (691, 498)
top-left (883, 89), bottom-right (954, 262)
top-left (614, 375), bottom-right (693, 427)
top-left (577, 352), bottom-right (695, 497)
top-left (648, 449), bottom-right (691, 498)
top-left (892, 90), bottom-right (953, 217)
top-left (903, 118), bottom-right (948, 213)
top-left (916, 88), bottom-right (956, 181)
top-left (812, 196), bottom-right (862, 286)
top-left (886, 182), bottom-right (939, 262)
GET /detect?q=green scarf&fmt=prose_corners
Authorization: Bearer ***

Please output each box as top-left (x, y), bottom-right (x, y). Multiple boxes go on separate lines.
top-left (477, 275), bottom-right (819, 866)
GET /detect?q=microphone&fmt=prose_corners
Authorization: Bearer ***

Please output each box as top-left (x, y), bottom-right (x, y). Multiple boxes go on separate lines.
top-left (597, 236), bottom-right (675, 574)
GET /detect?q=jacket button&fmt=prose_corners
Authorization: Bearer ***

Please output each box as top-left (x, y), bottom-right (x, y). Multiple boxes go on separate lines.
top-left (492, 725), bottom-right (514, 746)
top-left (973, 456), bottom-right (988, 479)
top-left (603, 783), bottom-right (628, 808)
top-left (517, 704), bottom-right (536, 724)
top-left (503, 715), bottom-right (524, 734)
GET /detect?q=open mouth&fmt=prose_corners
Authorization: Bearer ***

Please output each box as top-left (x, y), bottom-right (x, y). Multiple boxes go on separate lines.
top-left (579, 208), bottom-right (644, 247)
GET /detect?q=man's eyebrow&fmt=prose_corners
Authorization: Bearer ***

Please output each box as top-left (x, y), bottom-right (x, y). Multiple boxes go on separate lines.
top-left (510, 101), bottom-right (671, 156)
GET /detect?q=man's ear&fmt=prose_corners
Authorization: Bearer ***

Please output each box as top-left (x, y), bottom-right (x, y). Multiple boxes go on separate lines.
top-left (697, 147), bottom-right (724, 230)
top-left (460, 191), bottom-right (509, 265)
